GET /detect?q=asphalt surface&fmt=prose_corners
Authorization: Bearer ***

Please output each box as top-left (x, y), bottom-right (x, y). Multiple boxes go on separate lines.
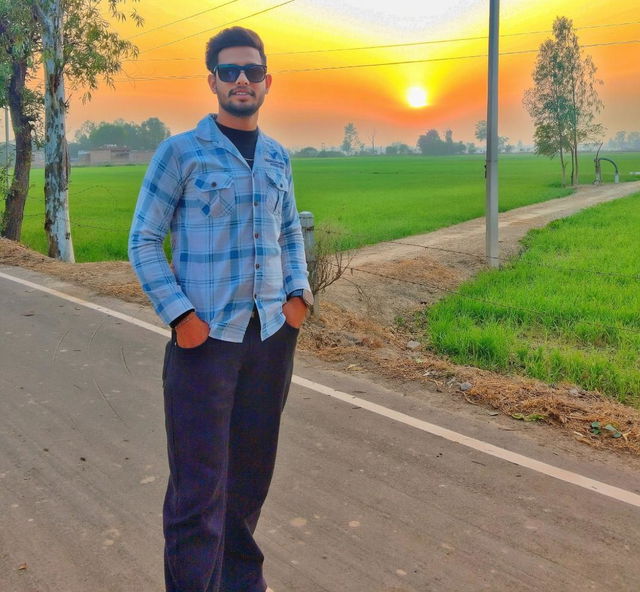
top-left (2, 266), bottom-right (640, 592)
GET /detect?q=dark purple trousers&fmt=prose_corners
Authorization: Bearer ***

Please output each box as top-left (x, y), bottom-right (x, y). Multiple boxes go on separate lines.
top-left (161, 315), bottom-right (298, 592)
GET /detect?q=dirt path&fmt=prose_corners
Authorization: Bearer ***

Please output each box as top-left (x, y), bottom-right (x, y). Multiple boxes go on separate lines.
top-left (324, 180), bottom-right (640, 324)
top-left (2, 181), bottom-right (640, 455)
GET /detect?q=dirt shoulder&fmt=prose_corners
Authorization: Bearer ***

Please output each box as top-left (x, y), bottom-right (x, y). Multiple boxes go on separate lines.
top-left (2, 181), bottom-right (640, 455)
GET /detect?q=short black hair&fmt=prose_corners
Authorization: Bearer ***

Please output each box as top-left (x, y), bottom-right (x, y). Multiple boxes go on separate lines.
top-left (205, 27), bottom-right (267, 73)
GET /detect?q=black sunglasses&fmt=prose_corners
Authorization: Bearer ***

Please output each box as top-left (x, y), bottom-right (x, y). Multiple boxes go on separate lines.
top-left (214, 64), bottom-right (267, 83)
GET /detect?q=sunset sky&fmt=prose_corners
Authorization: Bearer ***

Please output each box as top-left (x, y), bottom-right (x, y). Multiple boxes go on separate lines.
top-left (39, 0), bottom-right (640, 149)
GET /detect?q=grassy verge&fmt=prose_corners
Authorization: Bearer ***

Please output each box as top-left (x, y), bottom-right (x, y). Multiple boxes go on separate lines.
top-left (5, 151), bottom-right (638, 262)
top-left (425, 192), bottom-right (640, 407)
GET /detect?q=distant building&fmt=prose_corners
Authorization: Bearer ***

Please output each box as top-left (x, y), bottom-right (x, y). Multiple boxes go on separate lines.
top-left (79, 145), bottom-right (129, 166)
top-left (26, 145), bottom-right (154, 168)
top-left (75, 146), bottom-right (154, 166)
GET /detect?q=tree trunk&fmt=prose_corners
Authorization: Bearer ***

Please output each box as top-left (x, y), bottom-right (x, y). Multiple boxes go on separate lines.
top-left (569, 146), bottom-right (577, 187)
top-left (572, 129), bottom-right (579, 186)
top-left (38, 0), bottom-right (75, 262)
top-left (559, 146), bottom-right (567, 187)
top-left (1, 59), bottom-right (33, 241)
top-left (570, 86), bottom-right (579, 186)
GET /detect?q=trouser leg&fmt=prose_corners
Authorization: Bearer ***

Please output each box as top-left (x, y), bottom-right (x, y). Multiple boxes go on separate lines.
top-left (162, 337), bottom-right (243, 592)
top-left (221, 320), bottom-right (299, 592)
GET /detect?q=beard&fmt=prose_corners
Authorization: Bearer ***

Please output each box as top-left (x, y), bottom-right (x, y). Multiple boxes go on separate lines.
top-left (218, 89), bottom-right (265, 118)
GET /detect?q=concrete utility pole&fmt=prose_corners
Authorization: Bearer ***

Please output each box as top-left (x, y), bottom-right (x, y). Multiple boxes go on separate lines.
top-left (4, 106), bottom-right (9, 191)
top-left (299, 210), bottom-right (318, 315)
top-left (485, 0), bottom-right (500, 267)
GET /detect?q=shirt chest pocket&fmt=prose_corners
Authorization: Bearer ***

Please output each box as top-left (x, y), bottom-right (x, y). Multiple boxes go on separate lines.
top-left (191, 172), bottom-right (235, 217)
top-left (265, 169), bottom-right (287, 216)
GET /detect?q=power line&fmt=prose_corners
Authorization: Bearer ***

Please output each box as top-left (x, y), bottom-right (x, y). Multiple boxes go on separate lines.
top-left (12, 214), bottom-right (639, 283)
top-left (320, 226), bottom-right (640, 282)
top-left (275, 39), bottom-right (640, 74)
top-left (139, 0), bottom-right (297, 54)
top-left (115, 38), bottom-right (640, 80)
top-left (71, 222), bottom-right (129, 233)
top-left (335, 263), bottom-right (640, 336)
top-left (127, 0), bottom-right (242, 40)
top-left (270, 19), bottom-right (640, 56)
top-left (125, 19), bottom-right (640, 62)
top-left (6, 210), bottom-right (637, 337)
top-left (383, 239), bottom-right (640, 281)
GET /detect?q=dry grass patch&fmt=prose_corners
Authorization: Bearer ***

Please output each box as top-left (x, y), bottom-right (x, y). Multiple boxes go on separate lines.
top-left (302, 301), bottom-right (640, 456)
top-left (1, 238), bottom-right (146, 304)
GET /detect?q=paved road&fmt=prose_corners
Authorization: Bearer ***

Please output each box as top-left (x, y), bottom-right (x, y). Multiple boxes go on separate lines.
top-left (2, 266), bottom-right (640, 592)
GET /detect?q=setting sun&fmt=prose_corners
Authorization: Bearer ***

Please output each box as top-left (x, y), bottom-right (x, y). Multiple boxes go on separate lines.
top-left (406, 86), bottom-right (428, 109)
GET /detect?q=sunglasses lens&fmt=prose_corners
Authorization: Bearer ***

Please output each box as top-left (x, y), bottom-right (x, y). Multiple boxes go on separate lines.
top-left (217, 66), bottom-right (241, 82)
top-left (216, 65), bottom-right (266, 83)
top-left (245, 66), bottom-right (266, 82)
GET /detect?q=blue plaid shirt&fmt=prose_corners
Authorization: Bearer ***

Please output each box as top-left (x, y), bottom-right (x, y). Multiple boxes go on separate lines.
top-left (128, 115), bottom-right (310, 342)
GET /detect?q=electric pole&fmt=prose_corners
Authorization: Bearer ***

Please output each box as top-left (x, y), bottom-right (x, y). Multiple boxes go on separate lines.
top-left (485, 0), bottom-right (500, 267)
top-left (4, 106), bottom-right (9, 191)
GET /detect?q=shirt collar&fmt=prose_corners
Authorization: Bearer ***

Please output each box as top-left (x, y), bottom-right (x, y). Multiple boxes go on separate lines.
top-left (195, 113), bottom-right (262, 144)
top-left (195, 114), bottom-right (283, 171)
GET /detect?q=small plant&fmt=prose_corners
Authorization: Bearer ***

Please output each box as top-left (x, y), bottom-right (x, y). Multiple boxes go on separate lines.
top-left (512, 412), bottom-right (546, 422)
top-left (590, 421), bottom-right (622, 438)
top-left (307, 221), bottom-right (353, 306)
top-left (394, 315), bottom-right (407, 329)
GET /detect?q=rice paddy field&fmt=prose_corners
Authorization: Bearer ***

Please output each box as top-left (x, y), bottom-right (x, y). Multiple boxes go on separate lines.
top-left (425, 191), bottom-right (640, 406)
top-left (8, 151), bottom-right (640, 261)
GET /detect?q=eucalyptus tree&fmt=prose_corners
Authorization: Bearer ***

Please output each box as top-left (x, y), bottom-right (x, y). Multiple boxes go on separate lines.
top-left (524, 17), bottom-right (604, 186)
top-left (1, 0), bottom-right (141, 259)
top-left (0, 0), bottom-right (42, 241)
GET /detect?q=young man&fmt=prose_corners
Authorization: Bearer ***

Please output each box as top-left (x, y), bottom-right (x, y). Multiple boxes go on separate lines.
top-left (129, 26), bottom-right (312, 592)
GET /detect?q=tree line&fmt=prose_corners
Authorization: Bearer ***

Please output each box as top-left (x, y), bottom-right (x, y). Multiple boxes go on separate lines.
top-left (606, 131), bottom-right (640, 152)
top-left (294, 122), bottom-right (518, 158)
top-left (73, 117), bottom-right (170, 152)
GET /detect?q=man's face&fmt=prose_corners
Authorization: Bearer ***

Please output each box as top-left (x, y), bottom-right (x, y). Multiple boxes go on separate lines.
top-left (208, 46), bottom-right (272, 118)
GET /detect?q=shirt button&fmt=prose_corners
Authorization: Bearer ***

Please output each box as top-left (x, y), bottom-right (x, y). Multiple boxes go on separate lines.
top-left (254, 201), bottom-right (258, 206)
top-left (211, 182), bottom-right (217, 187)
top-left (255, 263), bottom-right (260, 269)
top-left (254, 233), bottom-right (259, 239)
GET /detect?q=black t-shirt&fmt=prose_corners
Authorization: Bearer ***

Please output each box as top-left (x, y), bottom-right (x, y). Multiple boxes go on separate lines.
top-left (215, 121), bottom-right (258, 169)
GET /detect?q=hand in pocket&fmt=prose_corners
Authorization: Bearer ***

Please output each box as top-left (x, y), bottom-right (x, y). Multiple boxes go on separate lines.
top-left (175, 313), bottom-right (210, 348)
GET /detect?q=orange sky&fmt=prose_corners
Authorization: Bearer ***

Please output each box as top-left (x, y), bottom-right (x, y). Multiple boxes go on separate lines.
top-left (52, 0), bottom-right (640, 149)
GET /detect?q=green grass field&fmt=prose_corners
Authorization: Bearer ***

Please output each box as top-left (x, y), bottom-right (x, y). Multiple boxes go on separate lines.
top-left (425, 192), bottom-right (640, 407)
top-left (7, 151), bottom-right (640, 262)
top-left (4, 151), bottom-right (639, 403)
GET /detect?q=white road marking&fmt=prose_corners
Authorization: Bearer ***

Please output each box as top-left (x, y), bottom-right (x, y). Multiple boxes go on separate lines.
top-left (0, 270), bottom-right (170, 338)
top-left (3, 269), bottom-right (640, 508)
top-left (292, 376), bottom-right (640, 508)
